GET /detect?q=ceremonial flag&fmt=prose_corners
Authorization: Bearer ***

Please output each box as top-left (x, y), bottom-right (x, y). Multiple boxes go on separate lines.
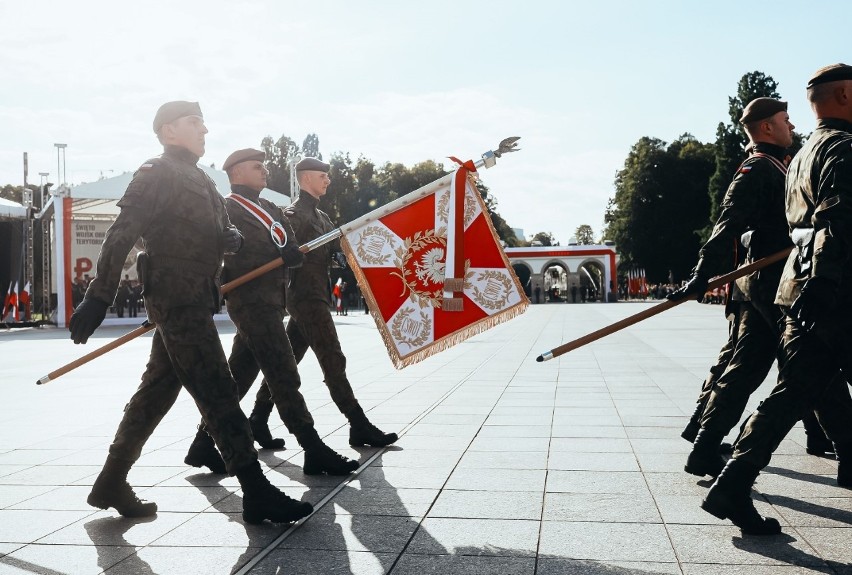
top-left (3, 282), bottom-right (18, 322)
top-left (341, 163), bottom-right (529, 368)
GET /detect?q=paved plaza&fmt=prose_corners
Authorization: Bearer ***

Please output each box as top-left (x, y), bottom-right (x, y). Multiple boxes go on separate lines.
top-left (0, 302), bottom-right (850, 574)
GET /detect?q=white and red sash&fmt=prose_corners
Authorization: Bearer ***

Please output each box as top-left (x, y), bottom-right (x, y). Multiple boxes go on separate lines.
top-left (226, 193), bottom-right (287, 247)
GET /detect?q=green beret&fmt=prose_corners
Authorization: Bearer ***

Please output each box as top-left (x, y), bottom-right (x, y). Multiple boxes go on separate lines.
top-left (152, 101), bottom-right (202, 133)
top-left (295, 157), bottom-right (330, 173)
top-left (807, 63), bottom-right (852, 89)
top-left (222, 148), bottom-right (266, 171)
top-left (740, 97), bottom-right (787, 124)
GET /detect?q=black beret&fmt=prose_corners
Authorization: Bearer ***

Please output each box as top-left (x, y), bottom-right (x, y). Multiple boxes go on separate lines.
top-left (152, 101), bottom-right (202, 133)
top-left (222, 148), bottom-right (266, 171)
top-left (807, 63), bottom-right (852, 89)
top-left (295, 157), bottom-right (330, 173)
top-left (740, 97), bottom-right (787, 124)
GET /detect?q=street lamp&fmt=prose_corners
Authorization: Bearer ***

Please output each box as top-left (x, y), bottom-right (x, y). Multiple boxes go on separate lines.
top-left (54, 143), bottom-right (67, 187)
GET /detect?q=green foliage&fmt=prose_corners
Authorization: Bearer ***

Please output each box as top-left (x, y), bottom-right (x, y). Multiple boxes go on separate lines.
top-left (530, 231), bottom-right (557, 246)
top-left (575, 224), bottom-right (595, 245)
top-left (605, 134), bottom-right (714, 282)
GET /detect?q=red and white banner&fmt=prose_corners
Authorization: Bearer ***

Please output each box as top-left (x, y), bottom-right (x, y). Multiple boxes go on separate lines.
top-left (341, 164), bottom-right (529, 368)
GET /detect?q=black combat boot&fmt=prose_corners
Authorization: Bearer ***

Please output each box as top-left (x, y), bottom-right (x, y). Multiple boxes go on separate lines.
top-left (237, 461), bottom-right (313, 524)
top-left (184, 428), bottom-right (227, 474)
top-left (702, 458), bottom-right (781, 535)
top-left (87, 455), bottom-right (157, 517)
top-left (803, 413), bottom-right (835, 457)
top-left (684, 428), bottom-right (726, 478)
top-left (248, 401), bottom-right (286, 450)
top-left (303, 436), bottom-right (360, 476)
top-left (835, 442), bottom-right (852, 488)
top-left (681, 402), bottom-right (704, 443)
top-left (348, 407), bottom-right (398, 447)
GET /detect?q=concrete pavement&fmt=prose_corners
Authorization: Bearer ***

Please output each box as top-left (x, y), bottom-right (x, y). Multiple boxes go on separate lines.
top-left (0, 302), bottom-right (849, 574)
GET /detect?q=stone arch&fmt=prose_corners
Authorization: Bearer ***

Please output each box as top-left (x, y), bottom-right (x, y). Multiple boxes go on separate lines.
top-left (541, 260), bottom-right (570, 303)
top-left (577, 259), bottom-right (606, 302)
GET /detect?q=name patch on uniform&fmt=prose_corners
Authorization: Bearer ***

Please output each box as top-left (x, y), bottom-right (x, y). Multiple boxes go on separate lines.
top-left (139, 163), bottom-right (154, 170)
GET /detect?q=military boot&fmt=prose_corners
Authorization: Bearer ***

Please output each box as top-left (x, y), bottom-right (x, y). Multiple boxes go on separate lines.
top-left (803, 413), bottom-right (835, 457)
top-left (681, 402), bottom-right (705, 443)
top-left (87, 455), bottom-right (157, 517)
top-left (184, 428), bottom-right (227, 474)
top-left (701, 458), bottom-right (781, 535)
top-left (835, 442), bottom-right (852, 488)
top-left (684, 428), bottom-right (726, 478)
top-left (248, 401), bottom-right (285, 450)
top-left (348, 407), bottom-right (398, 447)
top-left (303, 441), bottom-right (360, 476)
top-left (237, 461), bottom-right (313, 524)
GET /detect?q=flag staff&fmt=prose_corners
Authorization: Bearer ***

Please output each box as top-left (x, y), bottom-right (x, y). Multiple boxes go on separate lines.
top-left (536, 247), bottom-right (793, 362)
top-left (37, 137), bottom-right (522, 384)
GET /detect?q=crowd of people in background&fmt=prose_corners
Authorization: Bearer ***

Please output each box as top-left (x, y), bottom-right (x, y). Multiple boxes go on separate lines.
top-left (72, 274), bottom-right (142, 318)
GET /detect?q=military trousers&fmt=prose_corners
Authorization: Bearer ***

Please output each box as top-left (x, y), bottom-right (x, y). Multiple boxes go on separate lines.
top-left (734, 312), bottom-right (852, 468)
top-left (255, 301), bottom-right (359, 418)
top-left (108, 306), bottom-right (257, 474)
top-left (226, 305), bottom-right (316, 445)
top-left (700, 298), bottom-right (782, 435)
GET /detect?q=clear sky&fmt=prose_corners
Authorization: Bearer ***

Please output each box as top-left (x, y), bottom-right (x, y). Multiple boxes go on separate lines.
top-left (1, 0), bottom-right (850, 244)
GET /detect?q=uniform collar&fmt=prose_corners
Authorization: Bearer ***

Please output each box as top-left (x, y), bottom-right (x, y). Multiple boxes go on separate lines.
top-left (163, 145), bottom-right (200, 165)
top-left (750, 142), bottom-right (788, 162)
top-left (816, 117), bottom-right (852, 133)
top-left (230, 184), bottom-right (261, 203)
top-left (295, 192), bottom-right (320, 210)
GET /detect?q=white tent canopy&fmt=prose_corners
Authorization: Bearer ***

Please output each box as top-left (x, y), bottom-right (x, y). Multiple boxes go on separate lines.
top-left (0, 197), bottom-right (27, 219)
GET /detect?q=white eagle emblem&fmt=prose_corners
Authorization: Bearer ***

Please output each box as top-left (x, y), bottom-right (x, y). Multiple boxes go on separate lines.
top-left (414, 247), bottom-right (446, 285)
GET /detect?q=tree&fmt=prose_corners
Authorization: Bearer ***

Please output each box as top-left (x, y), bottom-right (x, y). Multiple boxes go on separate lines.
top-left (302, 133), bottom-right (322, 160)
top-left (530, 231), bottom-right (557, 246)
top-left (261, 134), bottom-right (300, 195)
top-left (605, 134), bottom-right (714, 282)
top-left (575, 225), bottom-right (595, 245)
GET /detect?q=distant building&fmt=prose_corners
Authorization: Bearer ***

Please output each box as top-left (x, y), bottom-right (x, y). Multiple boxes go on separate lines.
top-left (511, 227), bottom-right (524, 242)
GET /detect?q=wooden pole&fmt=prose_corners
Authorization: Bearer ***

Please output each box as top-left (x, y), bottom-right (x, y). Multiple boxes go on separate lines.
top-left (536, 247), bottom-right (794, 362)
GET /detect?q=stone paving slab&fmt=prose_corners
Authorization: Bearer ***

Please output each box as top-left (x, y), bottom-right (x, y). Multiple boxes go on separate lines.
top-left (1, 303), bottom-right (851, 574)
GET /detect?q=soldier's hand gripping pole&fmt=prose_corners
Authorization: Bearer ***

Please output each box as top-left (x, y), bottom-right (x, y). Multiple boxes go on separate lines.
top-left (38, 137), bottom-right (521, 384)
top-left (536, 247), bottom-right (793, 362)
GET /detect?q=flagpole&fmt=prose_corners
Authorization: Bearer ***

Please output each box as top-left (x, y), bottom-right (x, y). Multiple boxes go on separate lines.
top-left (536, 247), bottom-right (794, 362)
top-left (37, 137), bottom-right (522, 384)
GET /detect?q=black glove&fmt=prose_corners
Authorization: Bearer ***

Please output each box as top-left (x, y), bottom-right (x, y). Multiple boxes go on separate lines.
top-left (790, 276), bottom-right (838, 332)
top-left (666, 273), bottom-right (709, 302)
top-left (69, 298), bottom-right (109, 344)
top-left (223, 227), bottom-right (243, 255)
top-left (279, 243), bottom-right (305, 269)
top-left (331, 251), bottom-right (347, 269)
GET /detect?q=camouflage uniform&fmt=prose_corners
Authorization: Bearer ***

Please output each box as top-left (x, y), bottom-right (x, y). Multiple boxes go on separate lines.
top-left (252, 192), bottom-right (359, 417)
top-left (735, 118), bottom-right (852, 468)
top-left (85, 145), bottom-right (257, 474)
top-left (214, 185), bottom-right (316, 443)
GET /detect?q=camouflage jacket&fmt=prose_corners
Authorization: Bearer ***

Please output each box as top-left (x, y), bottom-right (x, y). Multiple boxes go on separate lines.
top-left (776, 118), bottom-right (852, 306)
top-left (222, 185), bottom-right (296, 313)
top-left (284, 192), bottom-right (338, 310)
top-left (85, 145), bottom-right (235, 322)
top-left (696, 142), bottom-right (791, 303)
